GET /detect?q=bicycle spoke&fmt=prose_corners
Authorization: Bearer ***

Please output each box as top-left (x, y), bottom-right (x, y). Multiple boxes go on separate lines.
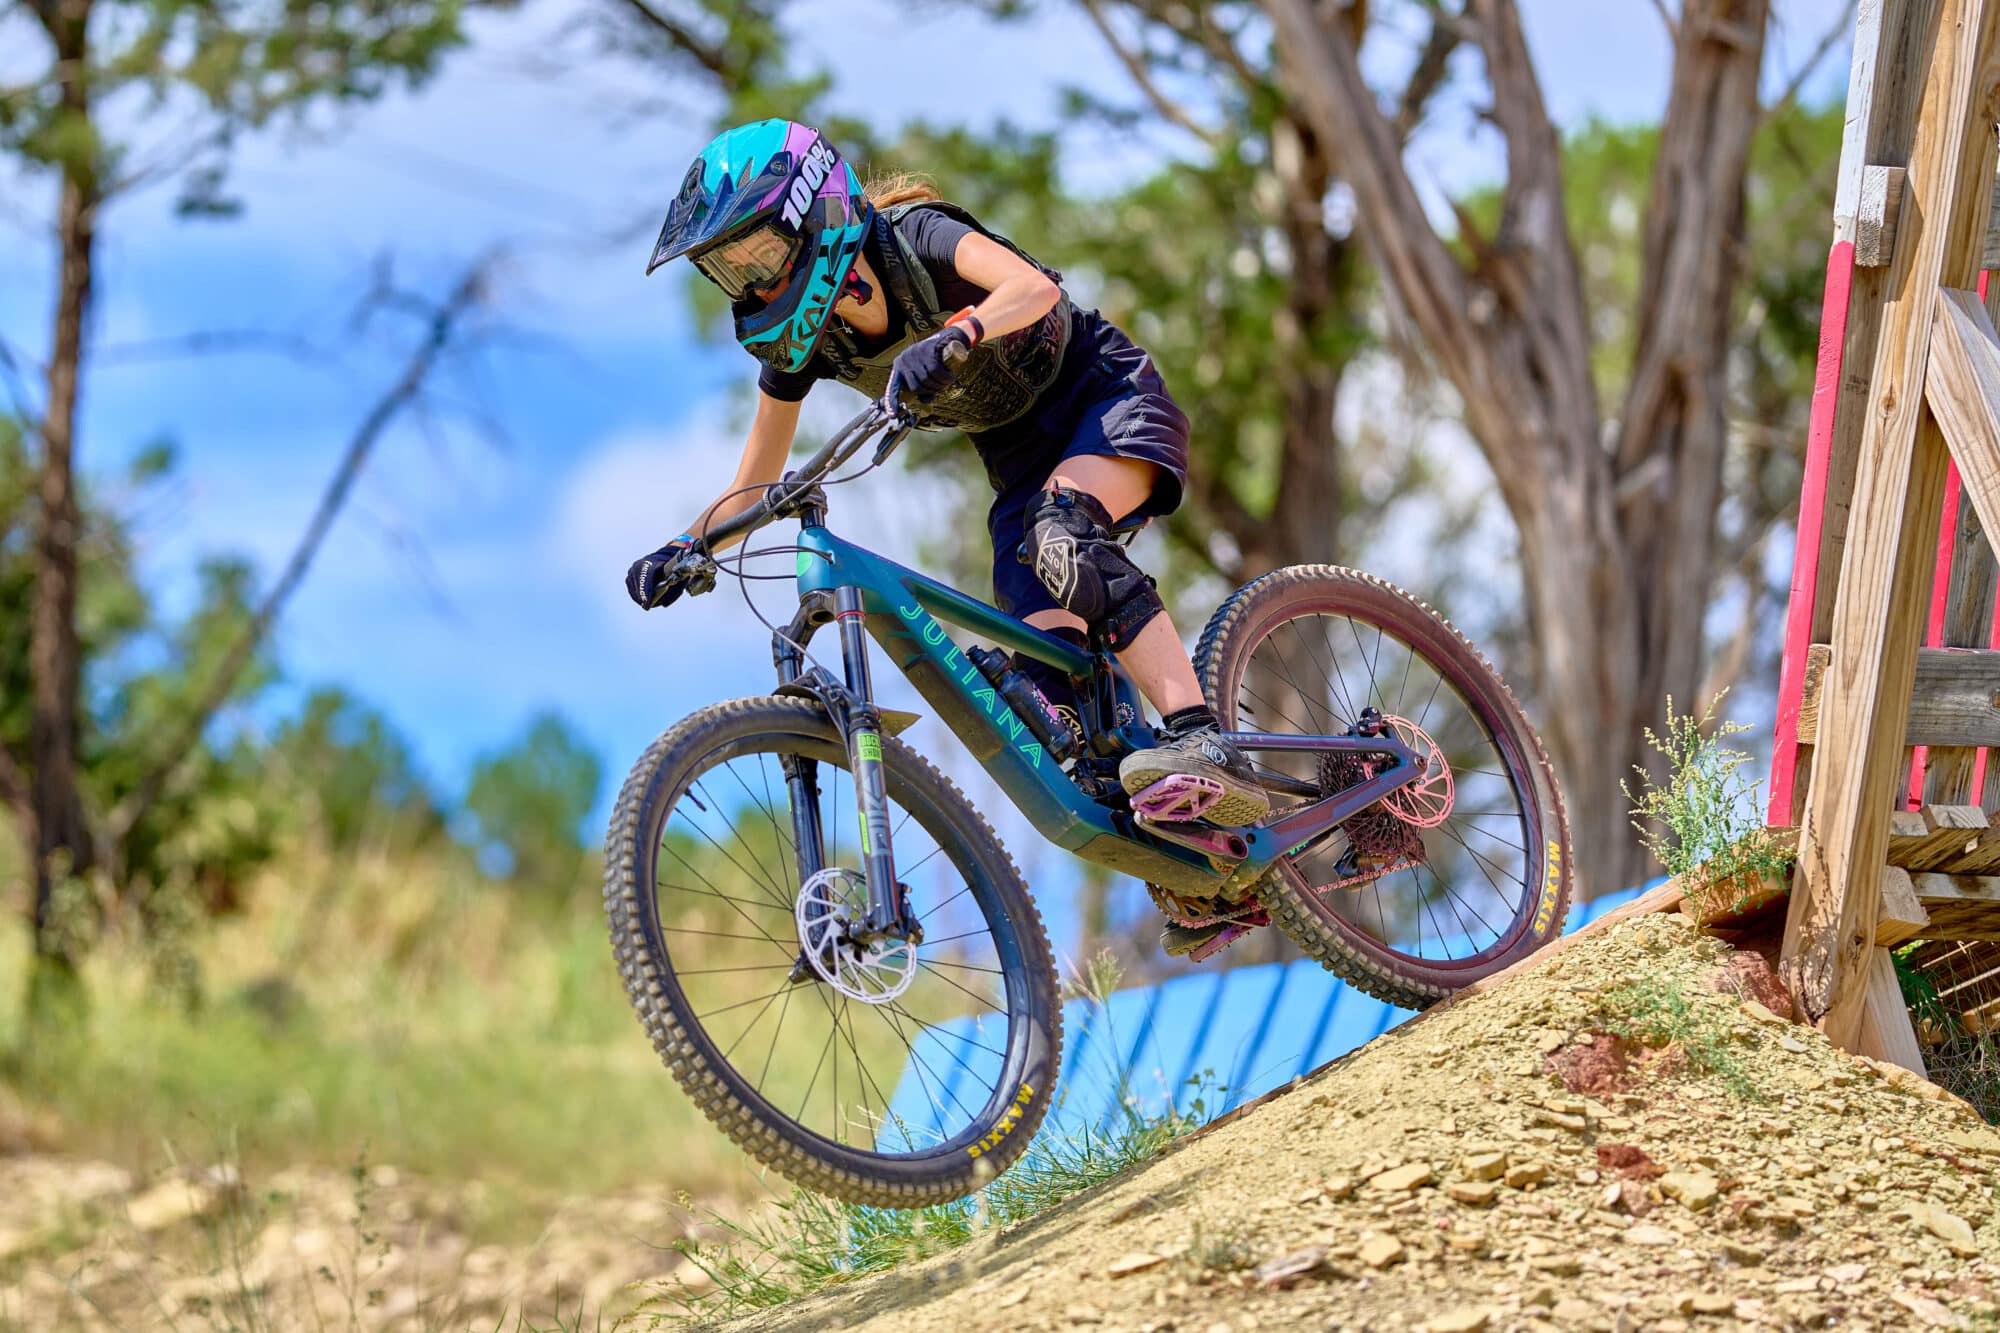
top-left (635, 725), bottom-right (1030, 1166)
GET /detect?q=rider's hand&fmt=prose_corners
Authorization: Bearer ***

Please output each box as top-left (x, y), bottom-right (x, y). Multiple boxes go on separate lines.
top-left (883, 324), bottom-right (975, 407)
top-left (626, 533), bottom-right (697, 610)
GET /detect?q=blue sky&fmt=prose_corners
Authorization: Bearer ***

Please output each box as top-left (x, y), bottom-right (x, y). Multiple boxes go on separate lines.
top-left (1, 0), bottom-right (1848, 882)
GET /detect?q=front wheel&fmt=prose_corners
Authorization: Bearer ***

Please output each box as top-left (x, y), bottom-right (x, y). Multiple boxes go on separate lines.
top-left (1195, 567), bottom-right (1571, 1009)
top-left (603, 697), bottom-right (1061, 1206)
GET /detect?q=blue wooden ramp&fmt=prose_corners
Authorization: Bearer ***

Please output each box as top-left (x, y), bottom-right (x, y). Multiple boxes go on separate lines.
top-left (888, 880), bottom-right (1661, 1145)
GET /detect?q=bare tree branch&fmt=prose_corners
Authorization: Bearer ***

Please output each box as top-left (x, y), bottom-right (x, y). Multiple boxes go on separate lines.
top-left (1080, 0), bottom-right (1224, 146)
top-left (0, 335), bottom-right (43, 428)
top-left (106, 256), bottom-right (495, 852)
top-left (93, 329), bottom-right (327, 365)
top-left (607, 0), bottom-right (729, 80)
top-left (1648, 0), bottom-right (1680, 42)
top-left (1394, 5), bottom-right (1465, 142)
top-left (1761, 0), bottom-right (1857, 123)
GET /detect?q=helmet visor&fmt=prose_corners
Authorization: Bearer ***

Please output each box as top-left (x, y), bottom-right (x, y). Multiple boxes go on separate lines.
top-left (691, 223), bottom-right (804, 300)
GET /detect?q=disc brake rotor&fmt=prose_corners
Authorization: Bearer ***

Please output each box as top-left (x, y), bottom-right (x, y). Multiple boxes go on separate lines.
top-left (794, 867), bottom-right (917, 1004)
top-left (1309, 712), bottom-right (1456, 894)
top-left (1376, 714), bottom-right (1455, 828)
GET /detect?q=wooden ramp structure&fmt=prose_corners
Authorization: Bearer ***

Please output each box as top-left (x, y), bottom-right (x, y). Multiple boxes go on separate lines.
top-left (1766, 0), bottom-right (2000, 1065)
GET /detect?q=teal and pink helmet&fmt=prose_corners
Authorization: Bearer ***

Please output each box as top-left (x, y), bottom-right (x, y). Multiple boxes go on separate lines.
top-left (648, 119), bottom-right (871, 373)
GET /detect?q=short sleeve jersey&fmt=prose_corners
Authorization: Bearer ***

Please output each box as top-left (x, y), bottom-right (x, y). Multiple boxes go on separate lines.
top-left (755, 207), bottom-right (984, 403)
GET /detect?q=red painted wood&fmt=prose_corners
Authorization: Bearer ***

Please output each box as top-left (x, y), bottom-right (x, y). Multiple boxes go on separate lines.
top-left (1769, 241), bottom-right (1856, 824)
top-left (1909, 463), bottom-right (1963, 808)
top-left (1975, 270), bottom-right (1996, 808)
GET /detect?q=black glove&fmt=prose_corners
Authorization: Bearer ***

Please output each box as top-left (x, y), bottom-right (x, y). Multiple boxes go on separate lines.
top-left (883, 324), bottom-right (975, 407)
top-left (626, 533), bottom-right (697, 610)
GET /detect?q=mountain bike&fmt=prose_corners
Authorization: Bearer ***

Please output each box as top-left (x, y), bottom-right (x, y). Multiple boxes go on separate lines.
top-left (604, 400), bottom-right (1570, 1206)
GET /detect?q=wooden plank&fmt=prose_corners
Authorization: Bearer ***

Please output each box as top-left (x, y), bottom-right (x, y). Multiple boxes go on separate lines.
top-left (1911, 871), bottom-right (2000, 938)
top-left (1879, 865), bottom-right (1935, 944)
top-left (1898, 803), bottom-right (1990, 868)
top-left (1984, 175), bottom-right (2000, 266)
top-left (1797, 642), bottom-right (2000, 746)
top-left (1857, 946), bottom-right (1929, 1073)
top-left (1786, 0), bottom-right (2000, 1053)
top-left (1794, 1), bottom-right (1950, 827)
top-left (1925, 291), bottom-right (2000, 802)
top-left (1923, 468), bottom-right (1999, 802)
top-left (1931, 288), bottom-right (2000, 508)
top-left (1859, 165), bottom-right (1908, 265)
top-left (1887, 808), bottom-right (1931, 864)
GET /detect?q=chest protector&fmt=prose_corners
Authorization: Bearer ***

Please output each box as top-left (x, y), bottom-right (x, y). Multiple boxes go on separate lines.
top-left (815, 202), bottom-right (1071, 433)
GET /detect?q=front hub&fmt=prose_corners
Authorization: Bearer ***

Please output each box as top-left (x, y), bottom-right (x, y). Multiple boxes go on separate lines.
top-left (792, 867), bottom-right (917, 1003)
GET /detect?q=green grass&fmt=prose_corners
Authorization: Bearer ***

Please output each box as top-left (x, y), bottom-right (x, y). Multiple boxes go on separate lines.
top-left (0, 840), bottom-right (767, 1238)
top-left (639, 949), bottom-right (1216, 1326)
top-left (643, 1111), bottom-right (1193, 1325)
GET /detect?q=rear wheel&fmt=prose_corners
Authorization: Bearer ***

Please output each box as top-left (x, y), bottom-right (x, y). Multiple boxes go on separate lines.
top-left (1194, 567), bottom-right (1571, 1009)
top-left (603, 697), bottom-right (1060, 1206)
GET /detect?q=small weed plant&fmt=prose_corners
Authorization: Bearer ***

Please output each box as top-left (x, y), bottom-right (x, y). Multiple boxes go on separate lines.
top-left (1600, 973), bottom-right (1761, 1100)
top-left (1181, 1219), bottom-right (1255, 1277)
top-left (1623, 693), bottom-right (1794, 916)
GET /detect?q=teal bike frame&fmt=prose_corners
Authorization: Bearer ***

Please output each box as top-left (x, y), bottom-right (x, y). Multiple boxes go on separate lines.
top-left (686, 402), bottom-right (1423, 939)
top-left (777, 507), bottom-right (1423, 909)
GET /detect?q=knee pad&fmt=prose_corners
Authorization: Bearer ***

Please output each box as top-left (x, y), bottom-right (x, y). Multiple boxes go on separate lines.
top-left (1022, 487), bottom-right (1165, 651)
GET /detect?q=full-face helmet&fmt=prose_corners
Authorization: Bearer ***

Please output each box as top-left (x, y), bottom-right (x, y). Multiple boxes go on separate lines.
top-left (648, 120), bottom-right (871, 372)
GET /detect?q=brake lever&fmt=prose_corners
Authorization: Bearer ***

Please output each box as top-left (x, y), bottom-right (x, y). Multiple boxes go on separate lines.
top-left (871, 420), bottom-right (915, 467)
top-left (675, 548), bottom-right (718, 599)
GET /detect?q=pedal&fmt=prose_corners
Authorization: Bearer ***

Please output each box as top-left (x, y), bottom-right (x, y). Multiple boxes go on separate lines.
top-left (1135, 812), bottom-right (1249, 862)
top-left (1187, 922), bottom-right (1255, 963)
top-left (1131, 773), bottom-right (1226, 821)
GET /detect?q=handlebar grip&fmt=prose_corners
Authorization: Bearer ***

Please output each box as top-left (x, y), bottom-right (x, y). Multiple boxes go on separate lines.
top-left (941, 339), bottom-right (971, 369)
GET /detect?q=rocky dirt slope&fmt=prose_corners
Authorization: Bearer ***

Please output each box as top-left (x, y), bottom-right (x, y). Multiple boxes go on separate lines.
top-left (717, 911), bottom-right (2000, 1333)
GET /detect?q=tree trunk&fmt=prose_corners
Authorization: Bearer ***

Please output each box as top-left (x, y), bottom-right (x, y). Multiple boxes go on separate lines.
top-left (27, 0), bottom-right (99, 1021)
top-left (1268, 114), bottom-right (1345, 572)
top-left (1260, 0), bottom-right (1769, 899)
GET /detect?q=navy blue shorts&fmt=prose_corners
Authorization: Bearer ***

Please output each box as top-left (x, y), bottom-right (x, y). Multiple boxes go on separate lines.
top-left (977, 324), bottom-right (1190, 622)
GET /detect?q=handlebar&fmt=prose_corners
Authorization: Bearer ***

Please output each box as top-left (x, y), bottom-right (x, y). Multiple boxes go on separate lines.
top-left (682, 398), bottom-right (915, 566)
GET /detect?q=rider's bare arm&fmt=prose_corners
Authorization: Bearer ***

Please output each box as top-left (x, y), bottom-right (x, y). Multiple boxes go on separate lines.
top-left (948, 232), bottom-right (1060, 338)
top-left (690, 390), bottom-right (803, 551)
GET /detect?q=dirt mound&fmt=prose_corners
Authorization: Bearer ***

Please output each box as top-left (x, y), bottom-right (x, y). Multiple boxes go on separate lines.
top-left (716, 911), bottom-right (2000, 1332)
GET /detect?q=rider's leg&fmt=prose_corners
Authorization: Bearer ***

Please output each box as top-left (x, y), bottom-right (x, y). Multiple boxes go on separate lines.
top-left (1019, 455), bottom-right (1269, 826)
top-left (1027, 454), bottom-right (1206, 713)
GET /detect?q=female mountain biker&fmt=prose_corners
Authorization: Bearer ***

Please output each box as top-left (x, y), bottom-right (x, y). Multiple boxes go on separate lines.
top-left (625, 119), bottom-right (1269, 875)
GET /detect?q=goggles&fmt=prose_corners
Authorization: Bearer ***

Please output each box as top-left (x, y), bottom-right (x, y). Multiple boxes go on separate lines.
top-left (691, 223), bottom-right (805, 300)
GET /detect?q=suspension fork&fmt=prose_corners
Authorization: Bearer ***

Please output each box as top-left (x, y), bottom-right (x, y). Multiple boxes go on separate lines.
top-left (771, 588), bottom-right (914, 940)
top-left (833, 586), bottom-right (911, 939)
top-left (774, 595), bottom-right (829, 889)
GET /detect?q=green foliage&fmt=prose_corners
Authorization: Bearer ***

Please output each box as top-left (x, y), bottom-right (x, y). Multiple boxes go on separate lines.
top-left (0, 437), bottom-right (295, 915)
top-left (0, 842), bottom-right (747, 1231)
top-left (1895, 945), bottom-right (1956, 1035)
top-left (1599, 972), bottom-right (1760, 1101)
top-left (3, 0), bottom-right (476, 202)
top-left (462, 710), bottom-right (603, 891)
top-left (269, 687), bottom-right (443, 853)
top-left (1622, 693), bottom-right (1794, 909)
top-left (1892, 950), bottom-right (2000, 1125)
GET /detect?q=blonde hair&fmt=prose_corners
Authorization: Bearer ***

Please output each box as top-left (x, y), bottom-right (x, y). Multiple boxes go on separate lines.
top-left (864, 171), bottom-right (943, 210)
